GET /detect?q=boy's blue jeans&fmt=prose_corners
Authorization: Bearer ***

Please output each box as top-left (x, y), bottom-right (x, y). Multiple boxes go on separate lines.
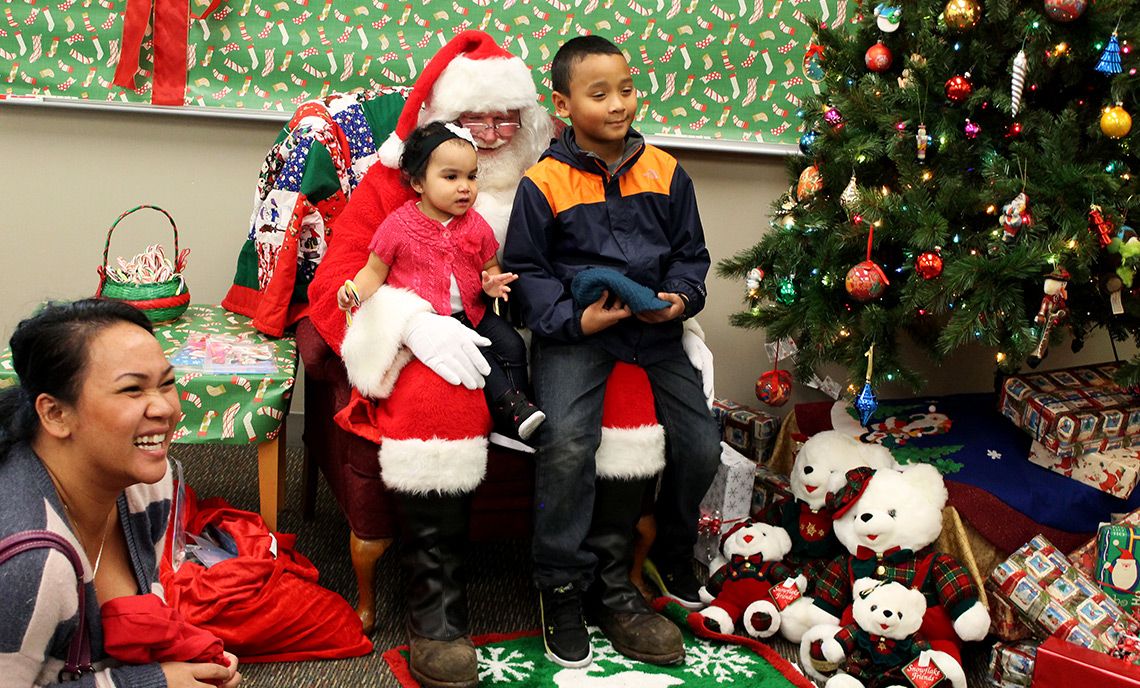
top-left (529, 337), bottom-right (721, 590)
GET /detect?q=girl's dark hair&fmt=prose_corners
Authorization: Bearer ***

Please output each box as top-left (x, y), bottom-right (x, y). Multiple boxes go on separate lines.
top-left (0, 299), bottom-right (153, 456)
top-left (399, 120), bottom-right (473, 184)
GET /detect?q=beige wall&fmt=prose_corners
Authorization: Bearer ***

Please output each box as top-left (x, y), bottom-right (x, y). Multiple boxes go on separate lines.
top-left (1, 104), bottom-right (1132, 418)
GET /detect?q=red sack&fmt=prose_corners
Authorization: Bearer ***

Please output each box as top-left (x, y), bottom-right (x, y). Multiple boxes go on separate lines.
top-left (161, 485), bottom-right (373, 663)
top-left (102, 593), bottom-right (227, 666)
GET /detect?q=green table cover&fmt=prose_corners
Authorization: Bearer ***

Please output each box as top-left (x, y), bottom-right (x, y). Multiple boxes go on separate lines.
top-left (0, 305), bottom-right (296, 445)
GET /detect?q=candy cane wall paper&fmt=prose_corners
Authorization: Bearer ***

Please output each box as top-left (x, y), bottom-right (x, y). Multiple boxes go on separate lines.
top-left (0, 0), bottom-right (851, 145)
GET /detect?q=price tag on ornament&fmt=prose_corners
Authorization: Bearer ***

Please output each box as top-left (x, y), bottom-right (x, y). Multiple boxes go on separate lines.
top-left (902, 653), bottom-right (946, 688)
top-left (769, 578), bottom-right (803, 610)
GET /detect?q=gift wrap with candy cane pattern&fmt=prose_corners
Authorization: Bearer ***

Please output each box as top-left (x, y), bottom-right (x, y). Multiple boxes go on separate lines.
top-left (0, 305), bottom-right (297, 445)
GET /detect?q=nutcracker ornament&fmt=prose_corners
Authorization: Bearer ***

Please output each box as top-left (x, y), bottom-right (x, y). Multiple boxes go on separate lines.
top-left (1028, 268), bottom-right (1070, 367)
top-left (1000, 192), bottom-right (1031, 243)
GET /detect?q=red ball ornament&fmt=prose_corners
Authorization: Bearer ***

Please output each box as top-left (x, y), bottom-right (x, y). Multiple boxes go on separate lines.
top-left (915, 252), bottom-right (944, 279)
top-left (845, 260), bottom-right (890, 301)
top-left (945, 74), bottom-right (973, 103)
top-left (756, 369), bottom-right (793, 407)
top-left (865, 42), bottom-right (893, 72)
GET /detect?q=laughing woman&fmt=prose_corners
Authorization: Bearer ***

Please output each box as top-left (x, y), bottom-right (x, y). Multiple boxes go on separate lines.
top-left (0, 299), bottom-right (240, 688)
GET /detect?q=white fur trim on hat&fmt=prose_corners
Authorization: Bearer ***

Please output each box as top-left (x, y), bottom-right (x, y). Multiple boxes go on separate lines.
top-left (341, 286), bottom-right (434, 398)
top-left (595, 425), bottom-right (666, 479)
top-left (427, 55), bottom-right (538, 120)
top-left (378, 436), bottom-right (489, 494)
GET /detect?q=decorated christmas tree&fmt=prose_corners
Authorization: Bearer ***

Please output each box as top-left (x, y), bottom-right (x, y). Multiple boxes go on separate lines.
top-left (719, 0), bottom-right (1139, 406)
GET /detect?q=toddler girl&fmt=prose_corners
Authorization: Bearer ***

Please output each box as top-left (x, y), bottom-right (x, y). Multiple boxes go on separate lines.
top-left (338, 121), bottom-right (545, 440)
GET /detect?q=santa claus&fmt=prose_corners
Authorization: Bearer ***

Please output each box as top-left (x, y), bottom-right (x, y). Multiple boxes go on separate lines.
top-left (307, 31), bottom-right (713, 687)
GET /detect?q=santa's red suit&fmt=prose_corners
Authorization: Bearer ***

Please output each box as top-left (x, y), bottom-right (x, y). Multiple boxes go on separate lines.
top-left (307, 31), bottom-right (667, 494)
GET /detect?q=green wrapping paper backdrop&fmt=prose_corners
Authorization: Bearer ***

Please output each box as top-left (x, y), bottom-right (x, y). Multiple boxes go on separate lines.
top-left (0, 0), bottom-right (851, 145)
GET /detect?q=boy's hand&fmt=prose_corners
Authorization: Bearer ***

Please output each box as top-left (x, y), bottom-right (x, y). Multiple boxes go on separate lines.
top-left (482, 270), bottom-right (518, 300)
top-left (636, 292), bottom-right (686, 323)
top-left (581, 290), bottom-right (632, 335)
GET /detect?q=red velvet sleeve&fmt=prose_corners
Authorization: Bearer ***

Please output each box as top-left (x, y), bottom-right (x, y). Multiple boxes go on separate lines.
top-left (307, 164), bottom-right (414, 353)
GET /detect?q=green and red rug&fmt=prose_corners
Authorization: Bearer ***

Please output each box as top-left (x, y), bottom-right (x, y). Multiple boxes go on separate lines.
top-left (382, 602), bottom-right (813, 688)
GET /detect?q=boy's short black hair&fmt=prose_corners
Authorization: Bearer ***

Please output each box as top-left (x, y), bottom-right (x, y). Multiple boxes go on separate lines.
top-left (551, 35), bottom-right (624, 95)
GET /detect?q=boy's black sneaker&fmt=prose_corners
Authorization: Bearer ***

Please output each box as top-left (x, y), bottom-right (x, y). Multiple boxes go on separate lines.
top-left (644, 558), bottom-right (706, 610)
top-left (539, 583), bottom-right (592, 668)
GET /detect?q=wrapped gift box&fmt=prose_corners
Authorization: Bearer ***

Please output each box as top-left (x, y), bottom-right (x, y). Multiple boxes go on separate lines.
top-left (1033, 636), bottom-right (1140, 688)
top-left (1000, 364), bottom-right (1140, 455)
top-left (988, 535), bottom-right (1135, 653)
top-left (1098, 522), bottom-right (1140, 613)
top-left (988, 640), bottom-right (1038, 688)
top-left (694, 443), bottom-right (758, 564)
top-left (1028, 441), bottom-right (1140, 499)
top-left (721, 403), bottom-right (779, 463)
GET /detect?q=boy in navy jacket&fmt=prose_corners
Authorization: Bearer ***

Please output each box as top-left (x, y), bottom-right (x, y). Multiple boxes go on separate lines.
top-left (503, 35), bottom-right (721, 668)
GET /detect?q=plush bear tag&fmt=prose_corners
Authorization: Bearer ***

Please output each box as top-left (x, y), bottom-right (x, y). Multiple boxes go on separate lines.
top-left (902, 655), bottom-right (945, 688)
top-left (769, 579), bottom-right (802, 610)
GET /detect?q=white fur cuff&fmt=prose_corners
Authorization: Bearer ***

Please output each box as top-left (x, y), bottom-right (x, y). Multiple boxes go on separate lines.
top-left (595, 425), bottom-right (666, 479)
top-left (379, 436), bottom-right (489, 495)
top-left (341, 286), bottom-right (434, 398)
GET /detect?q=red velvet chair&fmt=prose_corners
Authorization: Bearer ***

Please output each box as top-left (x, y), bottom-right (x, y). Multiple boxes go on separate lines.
top-left (298, 316), bottom-right (535, 632)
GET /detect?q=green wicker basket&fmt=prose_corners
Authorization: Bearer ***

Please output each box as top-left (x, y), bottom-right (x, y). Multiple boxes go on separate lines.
top-left (96, 205), bottom-right (190, 324)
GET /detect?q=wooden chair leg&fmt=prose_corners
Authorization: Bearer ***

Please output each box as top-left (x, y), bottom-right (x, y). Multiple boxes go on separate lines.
top-left (350, 532), bottom-right (394, 635)
top-left (301, 445), bottom-right (318, 521)
top-left (631, 513), bottom-right (657, 602)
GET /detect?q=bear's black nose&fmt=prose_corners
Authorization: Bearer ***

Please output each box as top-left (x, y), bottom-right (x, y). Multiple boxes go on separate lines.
top-left (883, 610), bottom-right (893, 618)
top-left (860, 513), bottom-right (873, 523)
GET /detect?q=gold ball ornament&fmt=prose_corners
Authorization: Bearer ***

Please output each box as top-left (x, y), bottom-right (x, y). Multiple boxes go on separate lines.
top-left (1101, 105), bottom-right (1133, 139)
top-left (943, 0), bottom-right (981, 31)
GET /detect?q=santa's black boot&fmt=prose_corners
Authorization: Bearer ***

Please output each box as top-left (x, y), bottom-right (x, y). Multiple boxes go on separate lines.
top-left (585, 477), bottom-right (684, 665)
top-left (396, 491), bottom-right (478, 688)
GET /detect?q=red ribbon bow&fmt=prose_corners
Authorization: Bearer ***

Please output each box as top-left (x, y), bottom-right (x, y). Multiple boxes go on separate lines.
top-left (113, 0), bottom-right (225, 105)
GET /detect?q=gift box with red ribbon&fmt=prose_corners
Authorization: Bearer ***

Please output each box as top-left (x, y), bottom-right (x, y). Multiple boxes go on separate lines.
top-left (1032, 636), bottom-right (1140, 688)
top-left (1000, 364), bottom-right (1140, 458)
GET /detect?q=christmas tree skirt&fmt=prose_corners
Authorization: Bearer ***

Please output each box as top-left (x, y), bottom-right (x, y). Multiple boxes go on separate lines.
top-left (382, 602), bottom-right (812, 688)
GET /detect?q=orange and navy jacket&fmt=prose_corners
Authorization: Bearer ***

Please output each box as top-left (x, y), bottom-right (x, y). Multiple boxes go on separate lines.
top-left (502, 127), bottom-right (710, 365)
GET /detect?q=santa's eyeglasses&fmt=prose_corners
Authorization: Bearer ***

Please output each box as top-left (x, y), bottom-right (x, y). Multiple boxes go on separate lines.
top-left (457, 120), bottom-right (522, 134)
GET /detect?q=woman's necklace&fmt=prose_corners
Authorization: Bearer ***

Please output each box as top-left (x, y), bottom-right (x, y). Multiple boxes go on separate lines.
top-left (61, 500), bottom-right (116, 577)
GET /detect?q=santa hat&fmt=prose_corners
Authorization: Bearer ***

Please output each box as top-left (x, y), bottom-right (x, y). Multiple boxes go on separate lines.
top-left (378, 30), bottom-right (540, 169)
top-left (826, 466), bottom-right (876, 519)
top-left (595, 363), bottom-right (666, 480)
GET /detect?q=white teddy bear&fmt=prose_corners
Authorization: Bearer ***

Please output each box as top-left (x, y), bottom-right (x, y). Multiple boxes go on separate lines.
top-left (691, 520), bottom-right (805, 639)
top-left (780, 464), bottom-right (990, 655)
top-left (803, 578), bottom-right (967, 688)
top-left (759, 432), bottom-right (895, 586)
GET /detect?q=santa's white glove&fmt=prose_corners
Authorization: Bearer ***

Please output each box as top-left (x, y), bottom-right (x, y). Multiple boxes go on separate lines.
top-left (682, 319), bottom-right (715, 408)
top-left (404, 312), bottom-right (492, 390)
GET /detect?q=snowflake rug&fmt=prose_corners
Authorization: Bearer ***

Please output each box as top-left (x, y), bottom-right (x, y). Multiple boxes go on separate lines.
top-left (382, 601), bottom-right (813, 688)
